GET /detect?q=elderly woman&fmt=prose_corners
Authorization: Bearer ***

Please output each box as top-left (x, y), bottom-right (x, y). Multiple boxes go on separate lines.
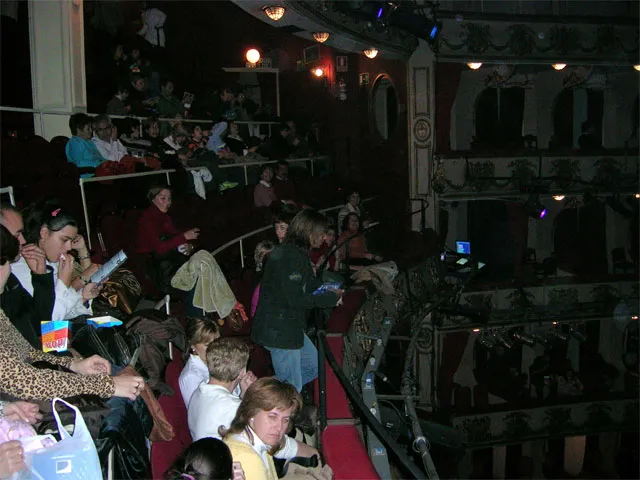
top-left (252, 209), bottom-right (342, 392)
top-left (0, 227), bottom-right (144, 402)
top-left (136, 185), bottom-right (200, 292)
top-left (222, 378), bottom-right (302, 480)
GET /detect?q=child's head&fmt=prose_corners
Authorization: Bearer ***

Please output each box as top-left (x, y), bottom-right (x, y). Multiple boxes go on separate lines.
top-left (192, 125), bottom-right (203, 142)
top-left (273, 211), bottom-right (295, 244)
top-left (185, 317), bottom-right (221, 361)
top-left (68, 113), bottom-right (93, 139)
top-left (164, 437), bottom-right (233, 480)
top-left (205, 338), bottom-right (250, 382)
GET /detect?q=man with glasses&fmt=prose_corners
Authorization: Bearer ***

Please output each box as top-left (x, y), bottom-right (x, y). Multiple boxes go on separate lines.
top-left (92, 114), bottom-right (128, 162)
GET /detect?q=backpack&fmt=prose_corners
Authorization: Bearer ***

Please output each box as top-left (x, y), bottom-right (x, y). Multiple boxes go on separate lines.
top-left (125, 309), bottom-right (186, 396)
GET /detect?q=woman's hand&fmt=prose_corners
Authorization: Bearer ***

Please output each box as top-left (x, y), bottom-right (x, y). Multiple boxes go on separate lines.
top-left (112, 375), bottom-right (145, 401)
top-left (2, 401), bottom-right (42, 424)
top-left (57, 253), bottom-right (75, 287)
top-left (0, 441), bottom-right (25, 479)
top-left (232, 462), bottom-right (245, 480)
top-left (70, 355), bottom-right (111, 376)
top-left (239, 371), bottom-right (257, 396)
top-left (81, 282), bottom-right (102, 302)
top-left (184, 228), bottom-right (200, 241)
top-left (21, 244), bottom-right (47, 275)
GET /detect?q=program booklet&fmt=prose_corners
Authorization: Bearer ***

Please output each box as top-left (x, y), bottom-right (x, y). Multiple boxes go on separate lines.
top-left (90, 250), bottom-right (127, 284)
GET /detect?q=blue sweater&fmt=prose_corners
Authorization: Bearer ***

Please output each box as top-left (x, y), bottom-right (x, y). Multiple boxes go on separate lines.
top-left (65, 136), bottom-right (105, 177)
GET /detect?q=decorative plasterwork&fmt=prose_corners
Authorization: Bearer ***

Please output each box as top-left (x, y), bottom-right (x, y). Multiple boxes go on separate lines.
top-left (437, 21), bottom-right (639, 64)
top-left (284, 1), bottom-right (418, 59)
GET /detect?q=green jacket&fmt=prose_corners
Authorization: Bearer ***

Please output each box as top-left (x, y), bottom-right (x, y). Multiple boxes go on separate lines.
top-left (251, 244), bottom-right (338, 349)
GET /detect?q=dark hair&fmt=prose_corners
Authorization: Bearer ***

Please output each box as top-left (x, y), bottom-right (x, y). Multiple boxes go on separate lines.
top-left (344, 189), bottom-right (360, 202)
top-left (279, 123), bottom-right (290, 133)
top-left (147, 185), bottom-right (172, 203)
top-left (276, 160), bottom-right (289, 169)
top-left (164, 438), bottom-right (233, 480)
top-left (0, 225), bottom-right (19, 266)
top-left (341, 212), bottom-right (361, 233)
top-left (0, 203), bottom-right (20, 221)
top-left (22, 201), bottom-right (78, 245)
top-left (115, 84), bottom-right (128, 95)
top-left (160, 78), bottom-right (174, 89)
top-left (68, 113), bottom-right (93, 135)
top-left (284, 209), bottom-right (329, 250)
top-left (259, 164), bottom-right (273, 177)
top-left (273, 210), bottom-right (295, 227)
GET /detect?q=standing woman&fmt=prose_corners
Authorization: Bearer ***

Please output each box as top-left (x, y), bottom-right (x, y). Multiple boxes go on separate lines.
top-left (251, 209), bottom-right (342, 392)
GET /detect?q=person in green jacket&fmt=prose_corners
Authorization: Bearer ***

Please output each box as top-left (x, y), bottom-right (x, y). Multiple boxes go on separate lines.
top-left (251, 209), bottom-right (342, 392)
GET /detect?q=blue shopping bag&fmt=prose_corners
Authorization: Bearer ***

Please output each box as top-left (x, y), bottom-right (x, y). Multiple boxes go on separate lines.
top-left (28, 398), bottom-right (102, 480)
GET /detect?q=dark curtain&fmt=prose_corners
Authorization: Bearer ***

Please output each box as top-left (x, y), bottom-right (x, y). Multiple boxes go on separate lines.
top-left (500, 88), bottom-right (525, 148)
top-left (474, 89), bottom-right (499, 148)
top-left (435, 63), bottom-right (464, 153)
top-left (553, 88), bottom-right (573, 148)
top-left (587, 89), bottom-right (604, 146)
top-left (437, 331), bottom-right (469, 408)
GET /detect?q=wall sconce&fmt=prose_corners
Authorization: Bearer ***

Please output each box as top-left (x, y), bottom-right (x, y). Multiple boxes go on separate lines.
top-left (363, 49), bottom-right (378, 59)
top-left (467, 62), bottom-right (482, 70)
top-left (263, 5), bottom-right (286, 21)
top-left (313, 32), bottom-right (330, 43)
top-left (312, 67), bottom-right (325, 78)
top-left (634, 65), bottom-right (640, 71)
top-left (552, 63), bottom-right (567, 70)
top-left (245, 49), bottom-right (261, 66)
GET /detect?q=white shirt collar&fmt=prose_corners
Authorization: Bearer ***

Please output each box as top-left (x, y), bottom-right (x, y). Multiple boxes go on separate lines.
top-left (259, 180), bottom-right (272, 188)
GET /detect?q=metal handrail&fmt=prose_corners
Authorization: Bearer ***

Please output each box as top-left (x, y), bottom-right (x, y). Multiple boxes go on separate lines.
top-left (0, 186), bottom-right (16, 206)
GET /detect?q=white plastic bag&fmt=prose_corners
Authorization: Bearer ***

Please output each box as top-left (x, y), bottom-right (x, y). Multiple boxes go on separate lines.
top-left (27, 398), bottom-right (102, 480)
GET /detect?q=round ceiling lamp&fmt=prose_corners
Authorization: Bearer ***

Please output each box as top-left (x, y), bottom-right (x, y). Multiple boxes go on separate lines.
top-left (312, 67), bottom-right (324, 77)
top-left (553, 195), bottom-right (565, 201)
top-left (552, 63), bottom-right (567, 70)
top-left (363, 48), bottom-right (378, 59)
top-left (263, 5), bottom-right (286, 21)
top-left (634, 65), bottom-right (640, 71)
top-left (467, 62), bottom-right (482, 70)
top-left (313, 32), bottom-right (330, 43)
top-left (245, 48), bottom-right (261, 65)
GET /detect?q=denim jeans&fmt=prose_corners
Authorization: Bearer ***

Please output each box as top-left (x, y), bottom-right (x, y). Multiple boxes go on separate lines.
top-left (267, 334), bottom-right (318, 392)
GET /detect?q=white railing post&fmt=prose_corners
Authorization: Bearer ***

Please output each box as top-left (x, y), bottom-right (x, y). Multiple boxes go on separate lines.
top-left (79, 178), bottom-right (92, 249)
top-left (239, 239), bottom-right (245, 269)
top-left (244, 166), bottom-right (248, 186)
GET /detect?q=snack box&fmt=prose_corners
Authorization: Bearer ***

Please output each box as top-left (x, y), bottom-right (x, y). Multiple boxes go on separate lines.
top-left (87, 316), bottom-right (123, 329)
top-left (41, 321), bottom-right (70, 352)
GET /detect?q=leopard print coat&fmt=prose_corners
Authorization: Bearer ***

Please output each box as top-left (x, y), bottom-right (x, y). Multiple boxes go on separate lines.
top-left (0, 309), bottom-right (114, 401)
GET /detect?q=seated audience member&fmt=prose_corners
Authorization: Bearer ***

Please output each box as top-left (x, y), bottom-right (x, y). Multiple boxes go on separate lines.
top-left (188, 338), bottom-right (256, 441)
top-left (337, 213), bottom-right (382, 268)
top-left (164, 437), bottom-right (243, 480)
top-left (222, 378), bottom-right (326, 480)
top-left (92, 114), bottom-right (128, 162)
top-left (106, 84), bottom-right (130, 116)
top-left (187, 124), bottom-right (208, 154)
top-left (156, 78), bottom-right (183, 120)
top-left (254, 165), bottom-right (277, 208)
top-left (272, 160), bottom-right (297, 203)
top-left (11, 202), bottom-right (102, 321)
top-left (252, 210), bottom-right (342, 392)
top-left (273, 211), bottom-right (295, 244)
top-left (337, 190), bottom-right (362, 234)
top-left (529, 353), bottom-right (551, 401)
top-left (310, 222), bottom-right (337, 274)
top-left (557, 368), bottom-right (584, 396)
top-left (136, 185), bottom-right (199, 292)
top-left (179, 317), bottom-right (222, 407)
top-left (142, 116), bottom-right (165, 155)
top-left (164, 125), bottom-right (190, 153)
top-left (206, 121), bottom-right (229, 153)
top-left (204, 87), bottom-right (236, 121)
top-left (0, 231), bottom-right (144, 401)
top-left (251, 241), bottom-right (275, 318)
top-left (128, 73), bottom-right (158, 116)
top-left (0, 209), bottom-right (53, 348)
top-left (65, 113), bottom-right (105, 177)
top-left (117, 117), bottom-right (154, 155)
top-left (225, 120), bottom-right (254, 157)
top-left (258, 123), bottom-right (296, 161)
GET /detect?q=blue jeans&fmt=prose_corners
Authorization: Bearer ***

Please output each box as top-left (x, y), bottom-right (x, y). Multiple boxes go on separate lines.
top-left (267, 334), bottom-right (318, 392)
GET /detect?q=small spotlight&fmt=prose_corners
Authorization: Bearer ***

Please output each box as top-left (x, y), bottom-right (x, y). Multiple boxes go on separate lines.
top-left (552, 63), bottom-right (567, 70)
top-left (494, 331), bottom-right (514, 349)
top-left (549, 326), bottom-right (569, 341)
top-left (553, 195), bottom-right (565, 201)
top-left (512, 330), bottom-right (536, 347)
top-left (472, 328), bottom-right (480, 333)
top-left (634, 65), bottom-right (640, 72)
top-left (635, 193), bottom-right (640, 199)
top-left (312, 67), bottom-right (324, 77)
top-left (467, 62), bottom-right (482, 70)
top-left (477, 334), bottom-right (496, 351)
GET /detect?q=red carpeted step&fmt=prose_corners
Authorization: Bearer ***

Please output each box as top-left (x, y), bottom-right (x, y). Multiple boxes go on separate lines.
top-left (322, 425), bottom-right (380, 480)
top-left (327, 289), bottom-right (366, 334)
top-left (313, 336), bottom-right (352, 420)
top-left (150, 353), bottom-right (192, 479)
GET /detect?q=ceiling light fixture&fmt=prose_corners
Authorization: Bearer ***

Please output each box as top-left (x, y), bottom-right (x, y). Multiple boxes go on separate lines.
top-left (552, 63), bottom-right (567, 70)
top-left (312, 67), bottom-right (324, 77)
top-left (467, 62), bottom-right (482, 70)
top-left (634, 65), bottom-right (640, 71)
top-left (245, 48), bottom-right (261, 65)
top-left (553, 195), bottom-right (565, 201)
top-left (263, 5), bottom-right (286, 21)
top-left (363, 48), bottom-right (378, 59)
top-left (313, 32), bottom-right (330, 43)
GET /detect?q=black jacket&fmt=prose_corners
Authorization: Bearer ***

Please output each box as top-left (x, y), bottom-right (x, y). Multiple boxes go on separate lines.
top-left (251, 244), bottom-right (338, 349)
top-left (0, 270), bottom-right (55, 349)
